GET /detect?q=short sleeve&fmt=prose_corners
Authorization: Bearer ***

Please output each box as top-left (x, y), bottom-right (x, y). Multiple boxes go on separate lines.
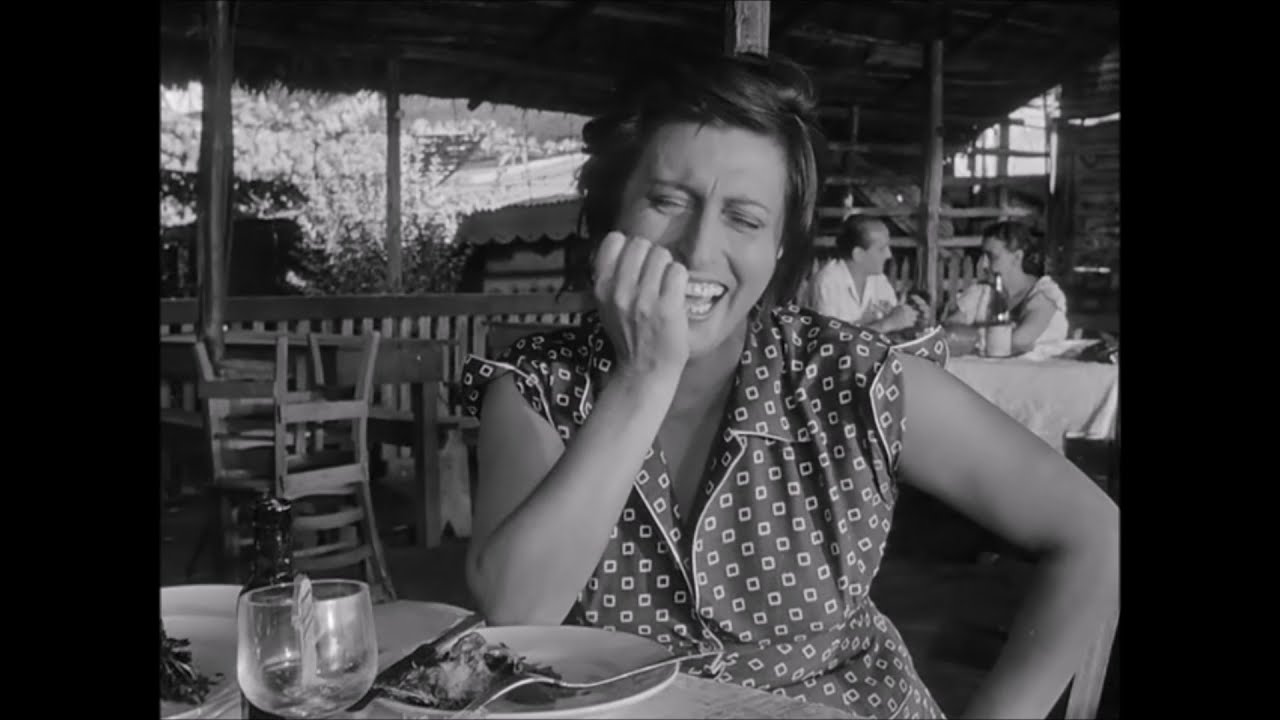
top-left (459, 331), bottom-right (590, 441)
top-left (1030, 276), bottom-right (1069, 315)
top-left (863, 327), bottom-right (949, 496)
top-left (460, 342), bottom-right (554, 426)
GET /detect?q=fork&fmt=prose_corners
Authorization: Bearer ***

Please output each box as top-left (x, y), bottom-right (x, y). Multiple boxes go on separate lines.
top-left (447, 650), bottom-right (723, 718)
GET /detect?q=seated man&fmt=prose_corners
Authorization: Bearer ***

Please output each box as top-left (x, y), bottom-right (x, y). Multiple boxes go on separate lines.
top-left (802, 216), bottom-right (928, 333)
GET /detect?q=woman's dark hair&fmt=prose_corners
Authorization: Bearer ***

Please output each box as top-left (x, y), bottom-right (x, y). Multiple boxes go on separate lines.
top-left (835, 216), bottom-right (887, 258)
top-left (983, 220), bottom-right (1047, 277)
top-left (573, 52), bottom-right (829, 305)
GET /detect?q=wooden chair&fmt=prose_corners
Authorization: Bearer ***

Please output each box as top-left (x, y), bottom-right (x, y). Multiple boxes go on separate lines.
top-left (192, 333), bottom-right (397, 603)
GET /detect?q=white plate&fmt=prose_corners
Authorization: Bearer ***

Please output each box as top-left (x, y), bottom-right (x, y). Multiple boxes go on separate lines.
top-left (161, 585), bottom-right (241, 718)
top-left (376, 626), bottom-right (679, 719)
top-left (161, 584), bottom-right (240, 618)
top-left (160, 614), bottom-right (239, 719)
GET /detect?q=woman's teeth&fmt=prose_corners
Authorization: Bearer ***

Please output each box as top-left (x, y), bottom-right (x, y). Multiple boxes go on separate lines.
top-left (684, 281), bottom-right (726, 319)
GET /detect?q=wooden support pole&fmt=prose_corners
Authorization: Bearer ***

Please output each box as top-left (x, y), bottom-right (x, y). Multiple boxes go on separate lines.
top-left (725, 1), bottom-right (771, 56)
top-left (385, 57), bottom-right (403, 293)
top-left (843, 105), bottom-right (861, 176)
top-left (197, 0), bottom-right (235, 368)
top-left (996, 119), bottom-right (1011, 220)
top-left (919, 36), bottom-right (944, 314)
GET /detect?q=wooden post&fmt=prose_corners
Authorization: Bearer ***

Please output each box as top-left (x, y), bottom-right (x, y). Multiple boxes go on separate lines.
top-left (997, 119), bottom-right (1011, 219)
top-left (725, 1), bottom-right (771, 56)
top-left (919, 37), bottom-right (944, 315)
top-left (196, 0), bottom-right (235, 367)
top-left (385, 57), bottom-right (403, 293)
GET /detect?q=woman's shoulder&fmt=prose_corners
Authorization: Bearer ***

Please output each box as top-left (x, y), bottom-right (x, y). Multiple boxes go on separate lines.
top-left (770, 304), bottom-right (944, 375)
top-left (460, 320), bottom-right (597, 421)
top-left (489, 324), bottom-right (595, 369)
top-left (1030, 275), bottom-right (1069, 313)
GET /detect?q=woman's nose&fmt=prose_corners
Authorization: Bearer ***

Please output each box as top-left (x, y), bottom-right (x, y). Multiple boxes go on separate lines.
top-left (670, 212), bottom-right (724, 268)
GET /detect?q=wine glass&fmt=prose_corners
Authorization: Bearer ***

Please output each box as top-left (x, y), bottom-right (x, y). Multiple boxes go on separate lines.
top-left (237, 579), bottom-right (378, 718)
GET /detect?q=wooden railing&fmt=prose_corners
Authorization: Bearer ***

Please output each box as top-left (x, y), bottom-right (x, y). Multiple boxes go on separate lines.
top-left (161, 286), bottom-right (1115, 433)
top-left (160, 293), bottom-right (594, 422)
top-left (886, 249), bottom-right (982, 307)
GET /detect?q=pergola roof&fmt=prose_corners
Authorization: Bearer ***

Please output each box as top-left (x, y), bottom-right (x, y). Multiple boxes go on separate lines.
top-left (160, 1), bottom-right (1118, 150)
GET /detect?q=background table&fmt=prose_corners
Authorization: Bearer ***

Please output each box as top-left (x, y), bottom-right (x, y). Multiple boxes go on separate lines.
top-left (947, 355), bottom-right (1118, 453)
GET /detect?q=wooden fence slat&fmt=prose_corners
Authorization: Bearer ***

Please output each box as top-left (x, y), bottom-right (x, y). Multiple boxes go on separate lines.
top-left (380, 317), bottom-right (396, 411)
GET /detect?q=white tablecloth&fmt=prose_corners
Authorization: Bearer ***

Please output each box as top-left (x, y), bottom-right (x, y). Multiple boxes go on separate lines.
top-left (946, 355), bottom-right (1119, 453)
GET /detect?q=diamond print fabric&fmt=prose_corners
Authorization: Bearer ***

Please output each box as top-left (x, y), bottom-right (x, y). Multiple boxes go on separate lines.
top-left (462, 305), bottom-right (950, 718)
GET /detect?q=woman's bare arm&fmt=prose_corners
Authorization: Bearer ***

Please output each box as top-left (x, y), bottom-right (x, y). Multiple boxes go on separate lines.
top-left (466, 367), bottom-right (680, 626)
top-left (897, 355), bottom-right (1119, 719)
top-left (1011, 292), bottom-right (1056, 353)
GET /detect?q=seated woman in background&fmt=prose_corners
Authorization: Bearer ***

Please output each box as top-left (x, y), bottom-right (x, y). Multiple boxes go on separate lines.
top-left (947, 221), bottom-right (1069, 353)
top-left (461, 53), bottom-right (1117, 719)
top-left (804, 216), bottom-right (929, 333)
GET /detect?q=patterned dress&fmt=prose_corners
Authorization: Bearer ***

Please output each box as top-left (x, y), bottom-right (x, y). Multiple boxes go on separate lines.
top-left (461, 304), bottom-right (951, 719)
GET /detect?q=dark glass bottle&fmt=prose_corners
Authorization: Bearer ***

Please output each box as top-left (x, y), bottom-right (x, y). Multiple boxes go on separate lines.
top-left (239, 494), bottom-right (294, 720)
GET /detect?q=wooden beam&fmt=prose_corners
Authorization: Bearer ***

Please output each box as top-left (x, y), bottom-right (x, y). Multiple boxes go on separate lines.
top-left (814, 235), bottom-right (985, 249)
top-left (788, 23), bottom-right (917, 52)
top-left (534, 0), bottom-right (689, 30)
top-left (182, 27), bottom-right (614, 92)
top-left (818, 105), bottom-right (1026, 128)
top-left (466, 1), bottom-right (599, 111)
top-left (726, 1), bottom-right (771, 56)
top-left (773, 2), bottom-right (823, 38)
top-left (196, 0), bottom-right (235, 368)
top-left (829, 141), bottom-right (1046, 159)
top-left (385, 56), bottom-right (402, 293)
top-left (919, 35), bottom-right (945, 311)
top-left (829, 141), bottom-right (923, 157)
top-left (880, 2), bottom-right (1019, 106)
top-left (825, 174), bottom-right (1049, 191)
top-left (819, 206), bottom-right (1034, 219)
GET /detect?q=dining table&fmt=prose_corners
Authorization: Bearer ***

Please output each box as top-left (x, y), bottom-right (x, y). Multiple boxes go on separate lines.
top-left (945, 351), bottom-right (1119, 454)
top-left (196, 598), bottom-right (851, 720)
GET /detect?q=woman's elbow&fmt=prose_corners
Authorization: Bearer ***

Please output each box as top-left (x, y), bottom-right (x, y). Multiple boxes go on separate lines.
top-left (464, 543), bottom-right (568, 627)
top-left (1059, 499), bottom-right (1120, 588)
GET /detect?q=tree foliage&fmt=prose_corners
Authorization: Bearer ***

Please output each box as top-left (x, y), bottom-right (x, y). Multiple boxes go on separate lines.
top-left (160, 85), bottom-right (582, 295)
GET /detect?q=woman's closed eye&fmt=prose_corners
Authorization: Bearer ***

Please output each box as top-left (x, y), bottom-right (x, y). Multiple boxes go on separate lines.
top-left (726, 211), bottom-right (765, 232)
top-left (648, 193), bottom-right (689, 213)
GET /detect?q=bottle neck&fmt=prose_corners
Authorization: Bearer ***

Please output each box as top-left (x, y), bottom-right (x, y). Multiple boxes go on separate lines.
top-left (246, 511), bottom-right (294, 590)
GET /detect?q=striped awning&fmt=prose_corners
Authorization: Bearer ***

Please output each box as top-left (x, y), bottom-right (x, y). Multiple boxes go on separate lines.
top-left (456, 193), bottom-right (583, 246)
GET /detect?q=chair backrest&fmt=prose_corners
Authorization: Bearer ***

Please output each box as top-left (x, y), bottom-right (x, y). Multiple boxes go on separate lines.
top-left (193, 333), bottom-right (396, 602)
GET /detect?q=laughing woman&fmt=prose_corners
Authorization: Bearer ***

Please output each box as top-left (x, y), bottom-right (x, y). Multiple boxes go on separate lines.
top-left (459, 54), bottom-right (1118, 719)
